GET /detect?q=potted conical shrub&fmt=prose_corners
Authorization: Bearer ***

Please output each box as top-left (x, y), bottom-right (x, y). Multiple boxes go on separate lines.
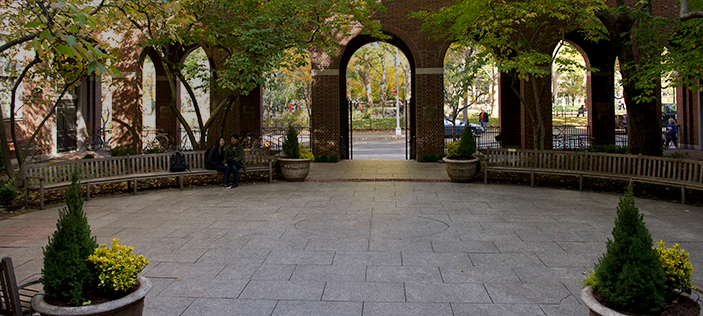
top-left (442, 126), bottom-right (479, 182)
top-left (581, 182), bottom-right (700, 315)
top-left (32, 174), bottom-right (151, 316)
top-left (278, 126), bottom-right (311, 181)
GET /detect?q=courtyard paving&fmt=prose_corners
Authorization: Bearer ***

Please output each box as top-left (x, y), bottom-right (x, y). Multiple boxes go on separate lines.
top-left (1, 160), bottom-right (702, 315)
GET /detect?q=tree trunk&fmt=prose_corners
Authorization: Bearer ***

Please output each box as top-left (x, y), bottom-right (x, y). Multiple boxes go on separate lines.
top-left (596, 7), bottom-right (662, 156)
top-left (363, 54), bottom-right (373, 107)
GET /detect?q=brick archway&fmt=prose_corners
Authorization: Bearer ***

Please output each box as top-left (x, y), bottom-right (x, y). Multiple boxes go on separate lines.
top-left (310, 1), bottom-right (453, 160)
top-left (336, 34), bottom-right (417, 160)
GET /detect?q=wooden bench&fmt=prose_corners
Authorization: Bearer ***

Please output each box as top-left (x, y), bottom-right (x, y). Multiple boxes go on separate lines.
top-left (24, 148), bottom-right (273, 210)
top-left (1, 257), bottom-right (40, 316)
top-left (483, 148), bottom-right (703, 204)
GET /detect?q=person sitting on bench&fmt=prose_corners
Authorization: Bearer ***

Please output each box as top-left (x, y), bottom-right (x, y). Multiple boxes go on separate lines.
top-left (208, 137), bottom-right (235, 188)
top-left (223, 133), bottom-right (245, 188)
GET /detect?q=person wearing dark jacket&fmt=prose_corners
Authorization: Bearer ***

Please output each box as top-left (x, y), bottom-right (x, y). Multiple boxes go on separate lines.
top-left (666, 118), bottom-right (678, 148)
top-left (223, 134), bottom-right (245, 188)
top-left (208, 137), bottom-right (234, 188)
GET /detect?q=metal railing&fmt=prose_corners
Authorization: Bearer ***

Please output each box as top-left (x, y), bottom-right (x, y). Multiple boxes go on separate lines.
top-left (443, 125), bottom-right (636, 152)
top-left (552, 125), bottom-right (591, 150)
top-left (261, 126), bottom-right (311, 151)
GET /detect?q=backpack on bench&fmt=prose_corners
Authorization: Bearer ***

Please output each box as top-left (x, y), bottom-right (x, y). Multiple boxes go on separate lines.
top-left (170, 151), bottom-right (190, 172)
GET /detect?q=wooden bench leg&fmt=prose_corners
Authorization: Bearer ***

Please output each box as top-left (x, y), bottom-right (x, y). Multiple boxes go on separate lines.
top-left (530, 171), bottom-right (535, 187)
top-left (39, 181), bottom-right (45, 210)
top-left (579, 175), bottom-right (583, 191)
top-left (682, 185), bottom-right (687, 204)
top-left (86, 184), bottom-right (91, 201)
top-left (179, 175), bottom-right (183, 189)
top-left (484, 166), bottom-right (488, 184)
top-left (133, 179), bottom-right (137, 195)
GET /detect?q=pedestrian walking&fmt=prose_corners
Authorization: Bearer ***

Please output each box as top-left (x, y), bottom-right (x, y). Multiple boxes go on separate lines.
top-left (666, 118), bottom-right (678, 148)
top-left (479, 109), bottom-right (489, 131)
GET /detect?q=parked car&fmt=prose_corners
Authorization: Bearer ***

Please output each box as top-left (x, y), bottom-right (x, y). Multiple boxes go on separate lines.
top-left (444, 118), bottom-right (483, 137)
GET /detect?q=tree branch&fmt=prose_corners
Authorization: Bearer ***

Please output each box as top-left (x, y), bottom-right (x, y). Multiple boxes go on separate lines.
top-left (680, 0), bottom-right (703, 21)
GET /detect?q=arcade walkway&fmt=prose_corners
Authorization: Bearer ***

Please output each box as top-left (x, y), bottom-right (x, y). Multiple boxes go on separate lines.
top-left (1, 161), bottom-right (702, 315)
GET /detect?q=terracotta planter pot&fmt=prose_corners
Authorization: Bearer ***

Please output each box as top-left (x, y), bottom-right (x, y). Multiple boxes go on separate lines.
top-left (278, 158), bottom-right (311, 181)
top-left (32, 276), bottom-right (152, 316)
top-left (443, 156), bottom-right (479, 182)
top-left (581, 286), bottom-right (703, 316)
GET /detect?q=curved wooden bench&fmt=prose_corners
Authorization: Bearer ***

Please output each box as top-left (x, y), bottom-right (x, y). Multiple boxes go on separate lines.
top-left (484, 148), bottom-right (703, 204)
top-left (24, 148), bottom-right (273, 209)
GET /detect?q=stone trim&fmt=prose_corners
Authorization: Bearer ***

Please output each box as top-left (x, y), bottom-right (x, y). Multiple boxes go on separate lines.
top-left (416, 68), bottom-right (444, 75)
top-left (312, 69), bottom-right (340, 76)
top-left (112, 72), bottom-right (136, 79)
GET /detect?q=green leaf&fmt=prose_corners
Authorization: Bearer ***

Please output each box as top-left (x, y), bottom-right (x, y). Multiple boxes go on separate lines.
top-left (56, 44), bottom-right (74, 57)
top-left (24, 21), bottom-right (42, 28)
top-left (66, 35), bottom-right (77, 47)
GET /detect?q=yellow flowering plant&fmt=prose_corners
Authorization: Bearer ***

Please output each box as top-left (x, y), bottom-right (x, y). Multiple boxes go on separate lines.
top-left (654, 241), bottom-right (695, 297)
top-left (87, 239), bottom-right (149, 294)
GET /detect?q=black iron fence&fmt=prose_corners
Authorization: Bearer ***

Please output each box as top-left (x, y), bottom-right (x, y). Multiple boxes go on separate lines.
top-left (443, 125), bottom-right (637, 152)
top-left (552, 125), bottom-right (591, 150)
top-left (261, 126), bottom-right (311, 151)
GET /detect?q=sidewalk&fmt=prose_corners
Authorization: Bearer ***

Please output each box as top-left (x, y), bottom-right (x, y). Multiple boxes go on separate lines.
top-left (1, 161), bottom-right (701, 315)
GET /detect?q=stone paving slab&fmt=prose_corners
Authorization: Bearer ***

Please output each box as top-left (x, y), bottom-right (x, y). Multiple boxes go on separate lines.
top-left (2, 160), bottom-right (703, 315)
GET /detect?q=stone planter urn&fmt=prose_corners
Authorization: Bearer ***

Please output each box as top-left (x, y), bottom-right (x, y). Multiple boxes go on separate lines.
top-left (278, 157), bottom-right (311, 181)
top-left (32, 276), bottom-right (152, 316)
top-left (581, 286), bottom-right (702, 316)
top-left (443, 156), bottom-right (479, 182)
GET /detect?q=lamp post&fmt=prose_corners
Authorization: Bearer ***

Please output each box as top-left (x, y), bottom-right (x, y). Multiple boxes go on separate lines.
top-left (394, 47), bottom-right (402, 137)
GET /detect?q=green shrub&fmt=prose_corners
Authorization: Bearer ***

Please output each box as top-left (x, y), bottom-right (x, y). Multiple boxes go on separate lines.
top-left (82, 154), bottom-right (95, 159)
top-left (654, 241), bottom-right (695, 299)
top-left (41, 174), bottom-right (98, 305)
top-left (603, 144), bottom-right (631, 154)
top-left (593, 182), bottom-right (667, 313)
top-left (446, 128), bottom-right (476, 159)
top-left (88, 239), bottom-right (148, 295)
top-left (282, 126), bottom-right (300, 159)
top-left (299, 145), bottom-right (314, 161)
top-left (328, 155), bottom-right (339, 162)
top-left (0, 179), bottom-right (16, 204)
top-left (109, 146), bottom-right (136, 156)
top-left (663, 152), bottom-right (690, 159)
top-left (318, 154), bottom-right (328, 162)
top-left (144, 147), bottom-right (167, 154)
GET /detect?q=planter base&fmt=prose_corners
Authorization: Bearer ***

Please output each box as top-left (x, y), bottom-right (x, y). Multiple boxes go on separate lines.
top-left (581, 286), bottom-right (702, 316)
top-left (32, 276), bottom-right (151, 316)
top-left (443, 156), bottom-right (479, 182)
top-left (278, 158), bottom-right (311, 181)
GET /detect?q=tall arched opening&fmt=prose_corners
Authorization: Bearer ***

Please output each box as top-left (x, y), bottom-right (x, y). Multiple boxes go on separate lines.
top-left (338, 34), bottom-right (417, 160)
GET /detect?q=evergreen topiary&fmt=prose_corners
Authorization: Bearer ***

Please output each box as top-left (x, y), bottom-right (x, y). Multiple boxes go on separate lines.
top-left (282, 126), bottom-right (300, 159)
top-left (41, 174), bottom-right (98, 305)
top-left (446, 127), bottom-right (477, 159)
top-left (593, 182), bottom-right (667, 314)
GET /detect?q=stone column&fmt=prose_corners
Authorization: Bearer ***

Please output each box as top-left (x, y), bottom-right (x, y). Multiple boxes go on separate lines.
top-left (238, 85), bottom-right (263, 136)
top-left (310, 69), bottom-right (340, 157)
top-left (415, 68), bottom-right (444, 157)
top-left (153, 57), bottom-right (180, 146)
top-left (588, 70), bottom-right (615, 147)
top-left (498, 71), bottom-right (522, 148)
top-left (677, 85), bottom-right (701, 149)
top-left (520, 75), bottom-right (552, 149)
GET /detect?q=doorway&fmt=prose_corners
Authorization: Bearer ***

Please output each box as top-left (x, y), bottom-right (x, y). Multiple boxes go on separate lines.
top-left (339, 35), bottom-right (416, 160)
top-left (56, 96), bottom-right (78, 152)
